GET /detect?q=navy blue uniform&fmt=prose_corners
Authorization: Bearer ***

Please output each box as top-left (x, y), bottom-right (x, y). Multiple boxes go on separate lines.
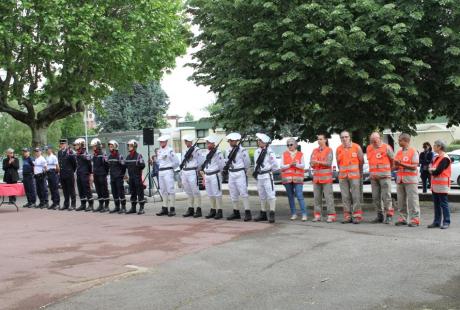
top-left (126, 151), bottom-right (145, 211)
top-left (92, 150), bottom-right (110, 211)
top-left (108, 150), bottom-right (126, 212)
top-left (76, 149), bottom-right (93, 211)
top-left (22, 156), bottom-right (36, 206)
top-left (58, 148), bottom-right (77, 209)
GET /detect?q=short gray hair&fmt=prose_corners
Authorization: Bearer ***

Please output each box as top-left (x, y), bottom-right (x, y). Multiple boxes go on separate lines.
top-left (6, 148), bottom-right (14, 154)
top-left (399, 133), bottom-right (411, 142)
top-left (286, 138), bottom-right (297, 146)
top-left (433, 139), bottom-right (447, 151)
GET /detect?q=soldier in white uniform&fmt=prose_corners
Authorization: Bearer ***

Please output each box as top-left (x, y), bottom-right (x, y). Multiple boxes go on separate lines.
top-left (224, 132), bottom-right (252, 221)
top-left (201, 135), bottom-right (225, 219)
top-left (180, 135), bottom-right (204, 218)
top-left (253, 133), bottom-right (279, 223)
top-left (156, 135), bottom-right (180, 216)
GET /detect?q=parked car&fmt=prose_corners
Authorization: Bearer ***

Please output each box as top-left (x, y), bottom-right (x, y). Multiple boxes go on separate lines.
top-left (447, 150), bottom-right (460, 185)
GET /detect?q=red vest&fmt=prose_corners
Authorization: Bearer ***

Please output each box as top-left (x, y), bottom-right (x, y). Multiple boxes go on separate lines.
top-left (281, 151), bottom-right (304, 184)
top-left (336, 143), bottom-right (361, 180)
top-left (431, 155), bottom-right (451, 194)
top-left (395, 147), bottom-right (418, 184)
top-left (367, 143), bottom-right (392, 178)
top-left (311, 147), bottom-right (333, 184)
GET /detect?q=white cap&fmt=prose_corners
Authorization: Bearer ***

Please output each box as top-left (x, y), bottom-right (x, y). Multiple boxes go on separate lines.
top-left (158, 135), bottom-right (170, 142)
top-left (182, 135), bottom-right (195, 142)
top-left (90, 138), bottom-right (101, 146)
top-left (256, 133), bottom-right (271, 143)
top-left (205, 135), bottom-right (219, 144)
top-left (226, 132), bottom-right (241, 141)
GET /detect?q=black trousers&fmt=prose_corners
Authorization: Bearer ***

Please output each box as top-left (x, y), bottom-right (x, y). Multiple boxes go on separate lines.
top-left (76, 172), bottom-right (92, 204)
top-left (94, 174), bottom-right (109, 202)
top-left (47, 170), bottom-right (60, 205)
top-left (60, 173), bottom-right (76, 207)
top-left (421, 170), bottom-right (431, 193)
top-left (110, 176), bottom-right (125, 206)
top-left (129, 175), bottom-right (144, 203)
top-left (34, 174), bottom-right (48, 204)
top-left (23, 174), bottom-right (36, 204)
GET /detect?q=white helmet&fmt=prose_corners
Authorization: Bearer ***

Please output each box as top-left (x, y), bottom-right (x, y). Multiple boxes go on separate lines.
top-left (108, 140), bottom-right (119, 150)
top-left (127, 139), bottom-right (138, 148)
top-left (90, 138), bottom-right (101, 147)
top-left (74, 138), bottom-right (85, 147)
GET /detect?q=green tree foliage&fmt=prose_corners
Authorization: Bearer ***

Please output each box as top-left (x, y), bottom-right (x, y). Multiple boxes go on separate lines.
top-left (184, 112), bottom-right (195, 122)
top-left (0, 0), bottom-right (188, 146)
top-left (98, 81), bottom-right (169, 132)
top-left (188, 0), bottom-right (460, 140)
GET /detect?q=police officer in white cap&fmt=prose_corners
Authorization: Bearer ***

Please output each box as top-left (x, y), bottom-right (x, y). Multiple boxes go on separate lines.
top-left (253, 133), bottom-right (279, 223)
top-left (156, 135), bottom-right (180, 216)
top-left (201, 135), bottom-right (225, 219)
top-left (180, 135), bottom-right (204, 217)
top-left (224, 132), bottom-right (252, 221)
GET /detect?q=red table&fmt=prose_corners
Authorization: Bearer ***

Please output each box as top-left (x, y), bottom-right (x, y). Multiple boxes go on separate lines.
top-left (0, 183), bottom-right (25, 212)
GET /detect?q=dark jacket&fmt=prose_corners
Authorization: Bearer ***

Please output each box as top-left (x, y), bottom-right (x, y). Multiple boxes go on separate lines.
top-left (419, 150), bottom-right (434, 172)
top-left (76, 149), bottom-right (92, 174)
top-left (125, 151), bottom-right (145, 177)
top-left (3, 156), bottom-right (20, 183)
top-left (58, 148), bottom-right (77, 177)
top-left (92, 151), bottom-right (110, 176)
top-left (22, 156), bottom-right (35, 176)
top-left (108, 151), bottom-right (126, 179)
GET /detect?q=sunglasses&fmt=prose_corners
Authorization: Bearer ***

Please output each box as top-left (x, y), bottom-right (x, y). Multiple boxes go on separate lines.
top-left (287, 144), bottom-right (295, 147)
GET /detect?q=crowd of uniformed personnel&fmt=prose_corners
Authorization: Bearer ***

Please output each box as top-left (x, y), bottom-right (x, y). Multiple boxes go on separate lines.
top-left (4, 131), bottom-right (453, 229)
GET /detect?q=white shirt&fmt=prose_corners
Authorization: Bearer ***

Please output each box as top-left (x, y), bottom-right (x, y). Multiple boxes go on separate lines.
top-left (46, 154), bottom-right (59, 170)
top-left (254, 146), bottom-right (279, 179)
top-left (203, 149), bottom-right (225, 173)
top-left (33, 156), bottom-right (47, 174)
top-left (225, 146), bottom-right (250, 170)
top-left (158, 146), bottom-right (179, 169)
top-left (182, 146), bottom-right (203, 169)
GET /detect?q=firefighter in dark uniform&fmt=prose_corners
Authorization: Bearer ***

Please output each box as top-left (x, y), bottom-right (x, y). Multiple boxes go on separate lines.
top-left (90, 138), bottom-right (110, 212)
top-left (58, 139), bottom-right (77, 210)
top-left (21, 148), bottom-right (37, 208)
top-left (125, 139), bottom-right (146, 215)
top-left (107, 140), bottom-right (127, 214)
top-left (73, 138), bottom-right (94, 211)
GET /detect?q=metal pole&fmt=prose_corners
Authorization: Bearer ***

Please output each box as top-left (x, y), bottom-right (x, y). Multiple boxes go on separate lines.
top-left (148, 144), bottom-right (152, 197)
top-left (84, 106), bottom-right (88, 146)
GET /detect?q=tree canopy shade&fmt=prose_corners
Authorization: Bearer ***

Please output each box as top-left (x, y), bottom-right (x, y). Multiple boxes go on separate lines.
top-left (188, 0), bottom-right (460, 140)
top-left (0, 0), bottom-right (189, 146)
top-left (98, 81), bottom-right (169, 132)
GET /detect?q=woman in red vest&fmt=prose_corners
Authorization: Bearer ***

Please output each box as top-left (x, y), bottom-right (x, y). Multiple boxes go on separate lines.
top-left (428, 139), bottom-right (452, 229)
top-left (280, 138), bottom-right (307, 221)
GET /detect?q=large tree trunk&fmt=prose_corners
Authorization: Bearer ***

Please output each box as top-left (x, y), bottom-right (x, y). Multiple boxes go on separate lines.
top-left (31, 125), bottom-right (49, 148)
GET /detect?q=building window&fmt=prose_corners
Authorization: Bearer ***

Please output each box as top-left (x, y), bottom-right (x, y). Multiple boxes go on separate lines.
top-left (196, 129), bottom-right (207, 138)
top-left (197, 143), bottom-right (206, 150)
top-left (242, 140), bottom-right (258, 147)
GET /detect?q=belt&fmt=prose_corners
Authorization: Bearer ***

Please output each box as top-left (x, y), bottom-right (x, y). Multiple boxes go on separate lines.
top-left (258, 170), bottom-right (271, 175)
top-left (183, 167), bottom-right (197, 171)
top-left (159, 167), bottom-right (173, 171)
top-left (229, 168), bottom-right (246, 173)
top-left (205, 170), bottom-right (220, 176)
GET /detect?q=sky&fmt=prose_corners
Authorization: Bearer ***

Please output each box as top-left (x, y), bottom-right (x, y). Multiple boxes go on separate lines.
top-left (161, 45), bottom-right (215, 120)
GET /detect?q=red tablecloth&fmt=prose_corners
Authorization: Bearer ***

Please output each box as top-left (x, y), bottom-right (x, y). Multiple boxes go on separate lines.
top-left (0, 183), bottom-right (25, 196)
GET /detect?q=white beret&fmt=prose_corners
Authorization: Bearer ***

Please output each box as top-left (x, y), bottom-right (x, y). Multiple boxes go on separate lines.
top-left (226, 132), bottom-right (241, 141)
top-left (255, 133), bottom-right (271, 143)
top-left (205, 135), bottom-right (219, 144)
top-left (182, 135), bottom-right (195, 142)
top-left (158, 135), bottom-right (170, 142)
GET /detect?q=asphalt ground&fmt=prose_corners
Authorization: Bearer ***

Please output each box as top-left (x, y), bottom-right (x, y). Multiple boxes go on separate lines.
top-left (0, 194), bottom-right (459, 310)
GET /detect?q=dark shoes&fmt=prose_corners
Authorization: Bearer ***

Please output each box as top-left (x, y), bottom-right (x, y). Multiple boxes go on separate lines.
top-left (254, 211), bottom-right (267, 222)
top-left (205, 208), bottom-right (216, 219)
top-left (427, 223), bottom-right (440, 228)
top-left (193, 207), bottom-right (202, 218)
top-left (183, 207), bottom-right (194, 217)
top-left (227, 210), bottom-right (241, 221)
top-left (371, 213), bottom-right (384, 224)
top-left (156, 206), bottom-right (169, 216)
top-left (440, 224), bottom-right (450, 230)
top-left (268, 211), bottom-right (275, 223)
top-left (244, 210), bottom-right (252, 222)
top-left (168, 207), bottom-right (176, 217)
top-left (214, 209), bottom-right (223, 220)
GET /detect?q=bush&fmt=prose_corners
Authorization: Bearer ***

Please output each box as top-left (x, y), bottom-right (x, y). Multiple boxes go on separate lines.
top-left (447, 144), bottom-right (460, 152)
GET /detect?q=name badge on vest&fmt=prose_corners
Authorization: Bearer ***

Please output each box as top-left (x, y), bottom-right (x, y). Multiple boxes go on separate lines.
top-left (376, 152), bottom-right (382, 159)
top-left (403, 156), bottom-right (409, 162)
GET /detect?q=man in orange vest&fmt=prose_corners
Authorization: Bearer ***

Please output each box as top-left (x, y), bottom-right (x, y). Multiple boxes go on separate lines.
top-left (310, 134), bottom-right (336, 222)
top-left (336, 131), bottom-right (364, 224)
top-left (367, 132), bottom-right (394, 224)
top-left (394, 133), bottom-right (420, 227)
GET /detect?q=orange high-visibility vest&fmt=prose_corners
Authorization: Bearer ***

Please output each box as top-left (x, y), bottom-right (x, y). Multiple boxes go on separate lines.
top-left (367, 143), bottom-right (392, 178)
top-left (281, 151), bottom-right (304, 184)
top-left (311, 147), bottom-right (333, 184)
top-left (431, 155), bottom-right (451, 194)
top-left (336, 143), bottom-right (361, 180)
top-left (395, 147), bottom-right (418, 184)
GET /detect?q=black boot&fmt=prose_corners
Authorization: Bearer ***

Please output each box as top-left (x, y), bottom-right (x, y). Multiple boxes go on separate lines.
top-left (254, 211), bottom-right (268, 222)
top-left (93, 200), bottom-right (103, 212)
top-left (193, 207), bottom-right (202, 218)
top-left (126, 202), bottom-right (137, 214)
top-left (371, 213), bottom-right (384, 223)
top-left (76, 201), bottom-right (85, 211)
top-left (227, 209), bottom-right (241, 220)
top-left (269, 211), bottom-right (275, 223)
top-left (244, 210), bottom-right (252, 222)
top-left (85, 200), bottom-right (94, 212)
top-left (137, 203), bottom-right (145, 215)
top-left (60, 204), bottom-right (68, 210)
top-left (118, 201), bottom-right (126, 214)
top-left (110, 202), bottom-right (120, 214)
top-left (214, 209), bottom-right (223, 220)
top-left (69, 201), bottom-right (76, 211)
top-left (43, 202), bottom-right (49, 209)
top-left (48, 203), bottom-right (56, 210)
top-left (168, 207), bottom-right (176, 217)
top-left (205, 208), bottom-right (216, 219)
top-left (22, 203), bottom-right (30, 208)
top-left (156, 206), bottom-right (169, 216)
top-left (183, 207), bottom-right (194, 217)
top-left (101, 199), bottom-right (110, 213)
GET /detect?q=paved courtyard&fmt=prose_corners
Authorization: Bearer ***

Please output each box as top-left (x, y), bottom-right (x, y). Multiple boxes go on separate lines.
top-left (0, 194), bottom-right (459, 310)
